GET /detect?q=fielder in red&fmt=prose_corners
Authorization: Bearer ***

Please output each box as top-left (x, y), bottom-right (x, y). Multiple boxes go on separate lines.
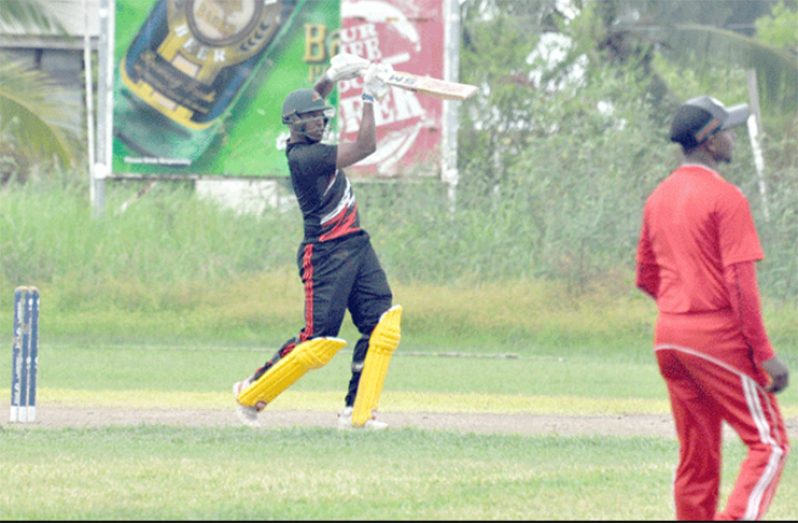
top-left (636, 96), bottom-right (789, 520)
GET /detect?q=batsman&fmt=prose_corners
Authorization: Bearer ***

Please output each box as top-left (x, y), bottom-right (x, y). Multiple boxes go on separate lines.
top-left (233, 54), bottom-right (402, 430)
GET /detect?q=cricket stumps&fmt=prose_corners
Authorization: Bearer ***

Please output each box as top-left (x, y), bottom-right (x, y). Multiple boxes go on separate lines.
top-left (352, 305), bottom-right (402, 427)
top-left (236, 336), bottom-right (346, 409)
top-left (10, 286), bottom-right (40, 423)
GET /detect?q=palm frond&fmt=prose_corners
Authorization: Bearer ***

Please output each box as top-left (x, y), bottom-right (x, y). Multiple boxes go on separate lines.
top-left (0, 60), bottom-right (80, 166)
top-left (0, 0), bottom-right (65, 32)
top-left (664, 24), bottom-right (798, 115)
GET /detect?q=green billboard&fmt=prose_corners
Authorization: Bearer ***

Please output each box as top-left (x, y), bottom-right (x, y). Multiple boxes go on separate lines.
top-left (111, 0), bottom-right (340, 177)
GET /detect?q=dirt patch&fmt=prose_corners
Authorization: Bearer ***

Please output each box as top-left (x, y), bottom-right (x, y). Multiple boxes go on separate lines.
top-left (5, 406), bottom-right (796, 439)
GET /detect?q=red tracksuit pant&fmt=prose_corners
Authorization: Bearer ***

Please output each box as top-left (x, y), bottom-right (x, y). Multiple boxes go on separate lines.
top-left (655, 311), bottom-right (789, 521)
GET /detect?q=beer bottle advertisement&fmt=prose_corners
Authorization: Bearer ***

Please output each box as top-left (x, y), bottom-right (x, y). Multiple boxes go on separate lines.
top-left (112, 0), bottom-right (340, 177)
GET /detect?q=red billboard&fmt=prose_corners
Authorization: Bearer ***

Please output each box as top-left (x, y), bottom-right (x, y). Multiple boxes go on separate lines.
top-left (338, 0), bottom-right (449, 177)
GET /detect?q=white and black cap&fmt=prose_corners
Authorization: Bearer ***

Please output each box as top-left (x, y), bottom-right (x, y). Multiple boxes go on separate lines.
top-left (670, 95), bottom-right (750, 148)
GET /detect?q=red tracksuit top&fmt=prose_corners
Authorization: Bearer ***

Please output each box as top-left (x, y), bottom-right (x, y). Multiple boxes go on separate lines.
top-left (636, 164), bottom-right (774, 363)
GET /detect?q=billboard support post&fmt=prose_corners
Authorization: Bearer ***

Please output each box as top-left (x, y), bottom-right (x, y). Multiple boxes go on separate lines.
top-left (442, 0), bottom-right (460, 213)
top-left (94, 0), bottom-right (115, 217)
top-left (83, 0), bottom-right (96, 204)
top-left (746, 69), bottom-right (769, 222)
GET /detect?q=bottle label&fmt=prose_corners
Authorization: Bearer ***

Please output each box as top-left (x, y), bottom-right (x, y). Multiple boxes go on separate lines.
top-left (121, 0), bottom-right (293, 130)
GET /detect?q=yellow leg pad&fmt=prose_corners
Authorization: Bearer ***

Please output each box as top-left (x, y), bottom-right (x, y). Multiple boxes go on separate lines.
top-left (237, 337), bottom-right (346, 408)
top-left (352, 305), bottom-right (402, 427)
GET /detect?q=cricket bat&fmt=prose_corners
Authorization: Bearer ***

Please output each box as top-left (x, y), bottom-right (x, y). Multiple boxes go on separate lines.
top-left (381, 71), bottom-right (478, 101)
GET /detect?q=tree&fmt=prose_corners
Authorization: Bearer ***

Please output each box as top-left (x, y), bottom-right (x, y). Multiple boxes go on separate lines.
top-left (454, 0), bottom-right (796, 292)
top-left (571, 0), bottom-right (797, 125)
top-left (0, 0), bottom-right (65, 32)
top-left (0, 0), bottom-right (81, 176)
top-left (756, 0), bottom-right (798, 51)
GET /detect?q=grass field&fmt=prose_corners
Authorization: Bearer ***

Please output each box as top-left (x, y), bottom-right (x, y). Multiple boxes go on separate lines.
top-left (4, 426), bottom-right (793, 520)
top-left (1, 267), bottom-right (796, 520)
top-left (1, 338), bottom-right (796, 520)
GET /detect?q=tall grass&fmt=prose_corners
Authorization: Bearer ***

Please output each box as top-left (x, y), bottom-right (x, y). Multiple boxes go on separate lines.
top-left (0, 180), bottom-right (300, 288)
top-left (0, 174), bottom-right (796, 350)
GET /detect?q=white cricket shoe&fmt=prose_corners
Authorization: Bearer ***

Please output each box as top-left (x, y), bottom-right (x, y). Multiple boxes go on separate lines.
top-left (235, 404), bottom-right (260, 427)
top-left (233, 380), bottom-right (260, 428)
top-left (336, 406), bottom-right (354, 429)
top-left (364, 418), bottom-right (389, 430)
top-left (337, 406), bottom-right (388, 431)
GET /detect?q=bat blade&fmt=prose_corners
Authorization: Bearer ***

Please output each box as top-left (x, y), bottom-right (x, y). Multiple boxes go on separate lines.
top-left (383, 71), bottom-right (478, 101)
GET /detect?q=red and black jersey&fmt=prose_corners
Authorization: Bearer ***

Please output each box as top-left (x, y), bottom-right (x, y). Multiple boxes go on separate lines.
top-left (286, 141), bottom-right (362, 243)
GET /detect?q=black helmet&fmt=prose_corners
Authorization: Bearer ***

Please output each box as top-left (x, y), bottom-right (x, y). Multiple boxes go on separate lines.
top-left (670, 96), bottom-right (749, 148)
top-left (281, 88), bottom-right (334, 125)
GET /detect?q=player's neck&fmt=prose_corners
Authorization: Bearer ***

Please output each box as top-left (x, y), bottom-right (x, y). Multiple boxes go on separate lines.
top-left (682, 149), bottom-right (718, 171)
top-left (288, 132), bottom-right (320, 145)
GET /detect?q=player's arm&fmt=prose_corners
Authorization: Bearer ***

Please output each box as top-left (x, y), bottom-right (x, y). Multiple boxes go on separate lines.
top-left (635, 219), bottom-right (659, 299)
top-left (336, 63), bottom-right (391, 169)
top-left (311, 54), bottom-right (384, 169)
top-left (313, 76), bottom-right (334, 99)
top-left (724, 260), bottom-right (789, 393)
top-left (636, 262), bottom-right (660, 299)
top-left (336, 96), bottom-right (376, 169)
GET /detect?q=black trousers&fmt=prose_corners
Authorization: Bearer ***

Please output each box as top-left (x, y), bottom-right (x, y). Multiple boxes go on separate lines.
top-left (253, 232), bottom-right (393, 407)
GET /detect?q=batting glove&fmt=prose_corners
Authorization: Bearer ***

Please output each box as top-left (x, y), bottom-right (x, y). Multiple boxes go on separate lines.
top-left (362, 63), bottom-right (393, 101)
top-left (325, 53), bottom-right (370, 82)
